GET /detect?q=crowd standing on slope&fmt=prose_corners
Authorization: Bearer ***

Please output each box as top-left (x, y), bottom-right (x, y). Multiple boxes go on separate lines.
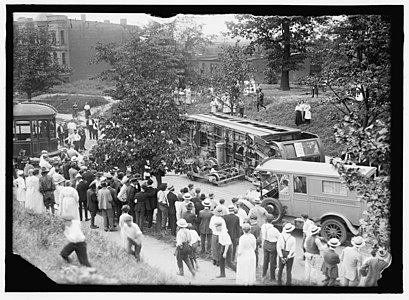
top-left (13, 152), bottom-right (391, 286)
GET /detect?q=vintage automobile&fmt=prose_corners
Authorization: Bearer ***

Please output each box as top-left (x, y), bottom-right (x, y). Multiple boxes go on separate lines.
top-left (242, 158), bottom-right (377, 244)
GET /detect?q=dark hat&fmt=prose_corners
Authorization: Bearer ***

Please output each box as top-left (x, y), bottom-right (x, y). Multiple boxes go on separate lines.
top-left (188, 183), bottom-right (194, 188)
top-left (186, 202), bottom-right (194, 210)
top-left (231, 197), bottom-right (239, 203)
top-left (200, 193), bottom-right (206, 200)
top-left (101, 181), bottom-right (107, 187)
top-left (301, 214), bottom-right (309, 219)
top-left (41, 167), bottom-right (49, 173)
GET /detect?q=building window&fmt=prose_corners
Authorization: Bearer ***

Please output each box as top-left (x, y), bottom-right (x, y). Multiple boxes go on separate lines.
top-left (60, 30), bottom-right (65, 45)
top-left (50, 31), bottom-right (56, 44)
top-left (322, 181), bottom-right (348, 196)
top-left (62, 53), bottom-right (66, 65)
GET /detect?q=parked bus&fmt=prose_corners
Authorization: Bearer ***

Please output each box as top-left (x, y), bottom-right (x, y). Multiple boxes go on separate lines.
top-left (183, 112), bottom-right (325, 177)
top-left (245, 158), bottom-right (377, 244)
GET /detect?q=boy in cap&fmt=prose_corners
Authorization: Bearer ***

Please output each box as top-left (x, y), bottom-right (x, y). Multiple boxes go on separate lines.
top-left (340, 236), bottom-right (364, 286)
top-left (199, 199), bottom-right (213, 254)
top-left (277, 223), bottom-right (297, 286)
top-left (60, 215), bottom-right (92, 267)
top-left (321, 238), bottom-right (341, 286)
top-left (39, 167), bottom-right (56, 215)
top-left (121, 214), bottom-right (143, 261)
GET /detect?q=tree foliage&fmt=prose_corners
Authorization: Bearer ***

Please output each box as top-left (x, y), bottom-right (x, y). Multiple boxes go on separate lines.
top-left (321, 15), bottom-right (392, 250)
top-left (13, 24), bottom-right (72, 99)
top-left (226, 15), bottom-right (316, 90)
top-left (90, 23), bottom-right (195, 175)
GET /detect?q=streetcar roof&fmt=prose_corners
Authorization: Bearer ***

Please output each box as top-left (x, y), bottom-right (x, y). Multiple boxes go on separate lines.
top-left (13, 101), bottom-right (57, 117)
top-left (256, 159), bottom-right (377, 178)
top-left (187, 113), bottom-right (302, 138)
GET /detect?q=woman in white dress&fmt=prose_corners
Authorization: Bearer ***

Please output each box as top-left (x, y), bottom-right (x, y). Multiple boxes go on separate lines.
top-left (24, 169), bottom-right (35, 210)
top-left (59, 181), bottom-right (80, 220)
top-left (31, 169), bottom-right (46, 214)
top-left (236, 222), bottom-right (257, 285)
top-left (14, 170), bottom-right (26, 207)
top-left (185, 86), bottom-right (192, 105)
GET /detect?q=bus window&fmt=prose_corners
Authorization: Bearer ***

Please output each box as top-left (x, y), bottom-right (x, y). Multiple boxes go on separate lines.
top-left (260, 172), bottom-right (279, 198)
top-left (279, 174), bottom-right (290, 195)
top-left (301, 141), bottom-right (320, 156)
top-left (294, 176), bottom-right (307, 194)
top-left (322, 181), bottom-right (348, 196)
top-left (284, 144), bottom-right (297, 159)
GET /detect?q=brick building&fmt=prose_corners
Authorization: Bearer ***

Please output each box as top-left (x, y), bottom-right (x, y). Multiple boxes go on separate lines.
top-left (15, 14), bottom-right (138, 82)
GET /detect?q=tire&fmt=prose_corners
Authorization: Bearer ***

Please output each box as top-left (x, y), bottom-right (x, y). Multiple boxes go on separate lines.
top-left (321, 218), bottom-right (348, 244)
top-left (261, 197), bottom-right (284, 223)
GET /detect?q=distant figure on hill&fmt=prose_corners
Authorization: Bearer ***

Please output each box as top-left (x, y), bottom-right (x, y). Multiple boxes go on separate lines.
top-left (256, 88), bottom-right (266, 111)
top-left (295, 102), bottom-right (303, 126)
top-left (84, 102), bottom-right (91, 119)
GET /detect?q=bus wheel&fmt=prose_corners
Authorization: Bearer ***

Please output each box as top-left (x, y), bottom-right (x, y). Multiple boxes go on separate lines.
top-left (261, 197), bottom-right (283, 223)
top-left (321, 218), bottom-right (347, 244)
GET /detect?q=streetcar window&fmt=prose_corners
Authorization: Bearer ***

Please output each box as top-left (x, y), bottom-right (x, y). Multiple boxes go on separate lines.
top-left (15, 120), bottom-right (31, 141)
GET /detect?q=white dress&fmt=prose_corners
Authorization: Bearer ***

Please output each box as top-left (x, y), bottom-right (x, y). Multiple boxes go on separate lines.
top-left (236, 233), bottom-right (257, 285)
top-left (185, 88), bottom-right (192, 104)
top-left (59, 186), bottom-right (80, 220)
top-left (25, 175), bottom-right (45, 213)
top-left (14, 177), bottom-right (26, 203)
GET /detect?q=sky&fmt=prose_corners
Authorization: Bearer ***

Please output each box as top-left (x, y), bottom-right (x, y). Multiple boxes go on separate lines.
top-left (13, 13), bottom-right (238, 37)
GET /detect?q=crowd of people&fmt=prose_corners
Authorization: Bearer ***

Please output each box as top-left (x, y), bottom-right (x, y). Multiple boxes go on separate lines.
top-left (14, 152), bottom-right (391, 286)
top-left (294, 100), bottom-right (312, 126)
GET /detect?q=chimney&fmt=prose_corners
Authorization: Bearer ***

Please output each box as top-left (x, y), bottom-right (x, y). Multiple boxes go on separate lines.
top-left (81, 14), bottom-right (86, 21)
top-left (104, 20), bottom-right (110, 23)
top-left (120, 18), bottom-right (127, 26)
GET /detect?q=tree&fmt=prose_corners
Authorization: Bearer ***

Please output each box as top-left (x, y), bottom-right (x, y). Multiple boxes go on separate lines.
top-left (90, 23), bottom-right (193, 175)
top-left (319, 15), bottom-right (392, 250)
top-left (13, 24), bottom-right (71, 99)
top-left (226, 15), bottom-right (316, 90)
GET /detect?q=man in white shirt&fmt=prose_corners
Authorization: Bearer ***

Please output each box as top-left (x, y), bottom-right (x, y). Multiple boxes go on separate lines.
top-left (121, 214), bottom-right (143, 261)
top-left (66, 129), bottom-right (81, 150)
top-left (261, 214), bottom-right (281, 282)
top-left (301, 213), bottom-right (315, 258)
top-left (209, 206), bottom-right (227, 266)
top-left (60, 215), bottom-right (92, 267)
top-left (215, 198), bottom-right (229, 216)
top-left (67, 119), bottom-right (77, 135)
top-left (277, 223), bottom-right (297, 286)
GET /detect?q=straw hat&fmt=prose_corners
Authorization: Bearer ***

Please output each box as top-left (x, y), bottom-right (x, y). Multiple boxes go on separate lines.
top-left (177, 219), bottom-right (188, 228)
top-left (213, 206), bottom-right (224, 216)
top-left (377, 249), bottom-right (388, 258)
top-left (351, 236), bottom-right (365, 248)
top-left (183, 193), bottom-right (192, 200)
top-left (283, 223), bottom-right (295, 233)
top-left (327, 238), bottom-right (341, 248)
top-left (242, 223), bottom-right (251, 231)
top-left (228, 204), bottom-right (235, 212)
top-left (17, 170), bottom-right (24, 176)
top-left (310, 225), bottom-right (321, 236)
top-left (202, 199), bottom-right (211, 207)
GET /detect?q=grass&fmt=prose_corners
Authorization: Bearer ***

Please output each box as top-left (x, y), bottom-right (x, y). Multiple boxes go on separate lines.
top-left (50, 79), bottom-right (115, 96)
top-left (37, 94), bottom-right (110, 114)
top-left (186, 84), bottom-right (342, 157)
top-left (12, 200), bottom-right (171, 285)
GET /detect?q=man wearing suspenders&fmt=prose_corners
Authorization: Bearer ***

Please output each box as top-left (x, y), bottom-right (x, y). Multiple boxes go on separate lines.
top-left (277, 223), bottom-right (297, 286)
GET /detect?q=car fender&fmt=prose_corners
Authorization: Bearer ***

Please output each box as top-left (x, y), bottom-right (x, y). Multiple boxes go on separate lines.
top-left (319, 213), bottom-right (359, 235)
